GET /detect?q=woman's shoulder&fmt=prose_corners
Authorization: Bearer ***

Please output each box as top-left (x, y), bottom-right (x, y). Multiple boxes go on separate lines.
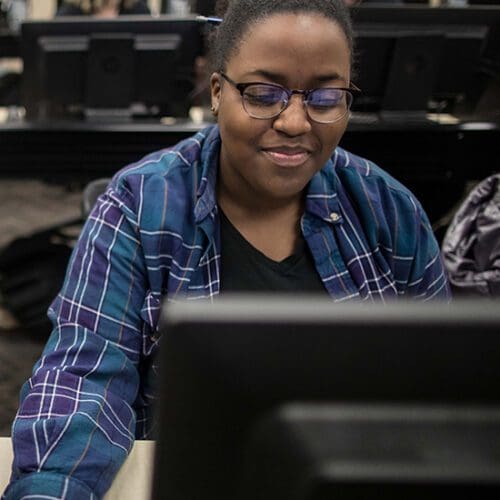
top-left (333, 147), bottom-right (413, 194)
top-left (96, 126), bottom-right (218, 219)
top-left (332, 147), bottom-right (425, 215)
top-left (111, 126), bottom-right (217, 188)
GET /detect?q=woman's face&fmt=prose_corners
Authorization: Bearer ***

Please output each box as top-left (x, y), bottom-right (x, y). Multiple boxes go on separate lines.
top-left (211, 12), bottom-right (351, 207)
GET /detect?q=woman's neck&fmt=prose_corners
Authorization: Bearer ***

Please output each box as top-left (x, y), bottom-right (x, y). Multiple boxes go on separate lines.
top-left (217, 180), bottom-right (305, 262)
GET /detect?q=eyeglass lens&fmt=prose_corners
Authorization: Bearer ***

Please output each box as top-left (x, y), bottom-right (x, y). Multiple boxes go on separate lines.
top-left (242, 84), bottom-right (352, 123)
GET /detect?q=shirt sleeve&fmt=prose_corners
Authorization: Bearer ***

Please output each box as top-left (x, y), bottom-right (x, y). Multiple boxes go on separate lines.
top-left (3, 180), bottom-right (156, 499)
top-left (404, 201), bottom-right (452, 301)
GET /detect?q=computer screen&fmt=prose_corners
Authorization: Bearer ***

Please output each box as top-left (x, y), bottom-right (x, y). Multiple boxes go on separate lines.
top-left (20, 15), bottom-right (204, 121)
top-left (352, 27), bottom-right (446, 116)
top-left (350, 5), bottom-right (500, 116)
top-left (152, 295), bottom-right (500, 500)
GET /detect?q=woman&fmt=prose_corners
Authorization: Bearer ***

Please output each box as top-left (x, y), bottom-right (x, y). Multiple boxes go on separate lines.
top-left (4, 1), bottom-right (450, 498)
top-left (56, 0), bottom-right (151, 17)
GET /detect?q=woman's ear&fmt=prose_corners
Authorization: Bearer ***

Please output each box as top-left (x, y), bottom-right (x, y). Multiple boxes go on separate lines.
top-left (210, 72), bottom-right (221, 116)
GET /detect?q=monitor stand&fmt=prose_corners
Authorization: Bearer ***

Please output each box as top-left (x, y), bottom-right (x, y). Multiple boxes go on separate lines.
top-left (85, 34), bottom-right (135, 113)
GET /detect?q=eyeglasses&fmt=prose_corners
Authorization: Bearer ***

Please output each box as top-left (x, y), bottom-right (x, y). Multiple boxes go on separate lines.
top-left (220, 72), bottom-right (360, 124)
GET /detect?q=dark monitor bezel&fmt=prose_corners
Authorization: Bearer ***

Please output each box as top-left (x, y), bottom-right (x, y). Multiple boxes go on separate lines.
top-left (153, 296), bottom-right (500, 500)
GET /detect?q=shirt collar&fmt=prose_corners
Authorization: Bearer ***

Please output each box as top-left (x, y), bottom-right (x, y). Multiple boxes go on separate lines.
top-left (194, 125), bottom-right (221, 224)
top-left (304, 150), bottom-right (343, 225)
top-left (194, 125), bottom-right (342, 226)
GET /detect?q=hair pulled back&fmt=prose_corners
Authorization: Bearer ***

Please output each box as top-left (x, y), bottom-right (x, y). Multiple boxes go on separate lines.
top-left (209, 0), bottom-right (354, 73)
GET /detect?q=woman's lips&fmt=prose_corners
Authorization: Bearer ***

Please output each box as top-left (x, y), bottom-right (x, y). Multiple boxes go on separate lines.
top-left (262, 149), bottom-right (311, 167)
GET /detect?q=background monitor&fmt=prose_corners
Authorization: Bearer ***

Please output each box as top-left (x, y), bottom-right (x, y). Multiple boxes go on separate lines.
top-left (353, 28), bottom-right (446, 117)
top-left (153, 296), bottom-right (500, 500)
top-left (20, 15), bottom-right (204, 121)
top-left (350, 5), bottom-right (500, 116)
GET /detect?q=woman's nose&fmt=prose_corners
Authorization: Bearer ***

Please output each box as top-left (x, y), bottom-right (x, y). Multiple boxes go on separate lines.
top-left (272, 95), bottom-right (312, 136)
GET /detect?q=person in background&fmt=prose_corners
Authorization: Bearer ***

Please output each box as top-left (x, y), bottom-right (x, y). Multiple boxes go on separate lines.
top-left (3, 0), bottom-right (450, 498)
top-left (343, 0), bottom-right (404, 5)
top-left (56, 0), bottom-right (150, 17)
top-left (193, 0), bottom-right (217, 15)
top-left (1, 0), bottom-right (27, 33)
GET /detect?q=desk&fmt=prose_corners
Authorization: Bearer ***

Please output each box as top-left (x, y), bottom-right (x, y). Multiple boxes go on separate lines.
top-left (0, 117), bottom-right (497, 177)
top-left (0, 437), bottom-right (155, 499)
top-left (0, 117), bottom-right (498, 223)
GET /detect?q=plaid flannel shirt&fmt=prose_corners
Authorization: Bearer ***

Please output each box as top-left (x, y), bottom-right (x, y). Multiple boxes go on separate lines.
top-left (3, 124), bottom-right (450, 499)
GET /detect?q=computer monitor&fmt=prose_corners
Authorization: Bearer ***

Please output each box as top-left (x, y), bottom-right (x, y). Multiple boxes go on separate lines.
top-left (152, 295), bottom-right (500, 500)
top-left (352, 27), bottom-right (446, 117)
top-left (350, 5), bottom-right (500, 116)
top-left (20, 15), bottom-right (204, 120)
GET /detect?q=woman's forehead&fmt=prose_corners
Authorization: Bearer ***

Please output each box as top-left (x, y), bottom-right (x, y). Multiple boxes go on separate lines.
top-left (233, 12), bottom-right (349, 58)
top-left (227, 12), bottom-right (351, 81)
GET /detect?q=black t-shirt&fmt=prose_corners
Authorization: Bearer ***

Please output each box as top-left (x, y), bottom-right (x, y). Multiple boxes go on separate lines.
top-left (219, 210), bottom-right (327, 294)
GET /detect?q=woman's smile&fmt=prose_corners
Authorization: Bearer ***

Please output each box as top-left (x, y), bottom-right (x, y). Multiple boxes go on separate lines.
top-left (261, 146), bottom-right (312, 168)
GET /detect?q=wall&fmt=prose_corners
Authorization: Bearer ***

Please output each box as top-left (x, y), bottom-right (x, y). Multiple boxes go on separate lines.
top-left (29, 0), bottom-right (56, 18)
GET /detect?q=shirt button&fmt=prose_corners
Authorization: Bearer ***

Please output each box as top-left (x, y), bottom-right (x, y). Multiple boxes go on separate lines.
top-left (330, 212), bottom-right (340, 222)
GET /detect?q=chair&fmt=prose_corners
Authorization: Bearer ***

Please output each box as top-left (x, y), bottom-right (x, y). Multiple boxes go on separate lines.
top-left (0, 177), bottom-right (111, 335)
top-left (81, 177), bottom-right (111, 219)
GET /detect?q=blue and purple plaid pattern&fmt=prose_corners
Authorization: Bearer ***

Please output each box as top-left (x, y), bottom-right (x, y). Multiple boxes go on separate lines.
top-left (3, 125), bottom-right (450, 499)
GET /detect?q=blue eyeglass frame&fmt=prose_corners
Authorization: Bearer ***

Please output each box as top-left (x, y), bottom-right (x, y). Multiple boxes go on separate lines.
top-left (219, 72), bottom-right (361, 122)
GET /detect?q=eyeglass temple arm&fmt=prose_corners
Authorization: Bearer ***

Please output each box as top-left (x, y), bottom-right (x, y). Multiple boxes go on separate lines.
top-left (350, 83), bottom-right (362, 93)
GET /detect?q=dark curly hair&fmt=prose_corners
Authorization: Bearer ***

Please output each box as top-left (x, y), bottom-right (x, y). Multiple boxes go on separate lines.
top-left (209, 0), bottom-right (354, 73)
